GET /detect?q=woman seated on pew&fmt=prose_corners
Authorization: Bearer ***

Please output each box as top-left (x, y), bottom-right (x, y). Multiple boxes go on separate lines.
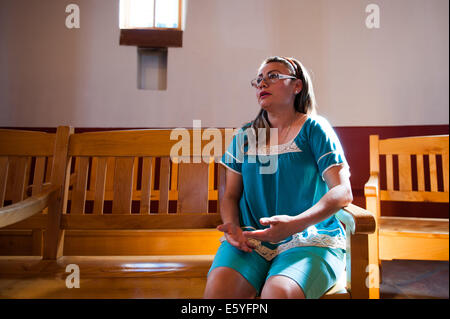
top-left (204, 56), bottom-right (353, 299)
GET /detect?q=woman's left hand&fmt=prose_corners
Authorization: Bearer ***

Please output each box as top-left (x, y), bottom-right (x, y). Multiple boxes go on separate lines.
top-left (242, 215), bottom-right (304, 243)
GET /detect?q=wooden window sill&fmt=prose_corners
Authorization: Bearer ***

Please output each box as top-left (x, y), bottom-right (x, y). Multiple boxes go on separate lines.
top-left (120, 29), bottom-right (183, 48)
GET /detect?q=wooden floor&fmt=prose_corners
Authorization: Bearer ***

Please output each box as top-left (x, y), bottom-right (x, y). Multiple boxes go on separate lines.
top-left (380, 259), bottom-right (449, 299)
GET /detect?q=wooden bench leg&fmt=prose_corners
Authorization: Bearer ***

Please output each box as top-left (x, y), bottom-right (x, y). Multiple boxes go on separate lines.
top-left (43, 126), bottom-right (72, 260)
top-left (349, 233), bottom-right (380, 299)
top-left (43, 189), bottom-right (64, 260)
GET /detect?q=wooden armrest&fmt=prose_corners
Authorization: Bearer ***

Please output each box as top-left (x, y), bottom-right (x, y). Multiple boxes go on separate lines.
top-left (25, 182), bottom-right (52, 196)
top-left (364, 175), bottom-right (379, 197)
top-left (0, 184), bottom-right (60, 228)
top-left (336, 203), bottom-right (376, 235)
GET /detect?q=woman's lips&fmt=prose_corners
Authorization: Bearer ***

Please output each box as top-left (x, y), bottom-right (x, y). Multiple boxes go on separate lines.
top-left (259, 92), bottom-right (271, 99)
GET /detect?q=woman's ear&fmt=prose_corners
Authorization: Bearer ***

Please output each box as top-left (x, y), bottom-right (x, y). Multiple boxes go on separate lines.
top-left (295, 79), bottom-right (303, 94)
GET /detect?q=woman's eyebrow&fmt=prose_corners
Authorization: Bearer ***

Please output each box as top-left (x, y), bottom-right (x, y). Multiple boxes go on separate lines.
top-left (257, 69), bottom-right (282, 77)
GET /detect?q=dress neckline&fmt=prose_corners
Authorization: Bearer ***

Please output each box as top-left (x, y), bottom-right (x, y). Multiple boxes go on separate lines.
top-left (273, 115), bottom-right (310, 147)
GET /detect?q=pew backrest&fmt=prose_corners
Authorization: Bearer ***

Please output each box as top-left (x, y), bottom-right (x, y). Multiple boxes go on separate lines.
top-left (62, 129), bottom-right (229, 232)
top-left (369, 134), bottom-right (449, 205)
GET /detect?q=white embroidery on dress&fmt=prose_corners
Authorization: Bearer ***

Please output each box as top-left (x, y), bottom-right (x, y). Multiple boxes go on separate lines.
top-left (246, 140), bottom-right (302, 156)
top-left (219, 226), bottom-right (346, 261)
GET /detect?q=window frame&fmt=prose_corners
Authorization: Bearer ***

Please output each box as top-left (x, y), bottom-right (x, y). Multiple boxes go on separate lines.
top-left (119, 0), bottom-right (183, 48)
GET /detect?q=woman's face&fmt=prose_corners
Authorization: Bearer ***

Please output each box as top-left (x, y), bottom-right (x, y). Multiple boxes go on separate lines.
top-left (255, 62), bottom-right (302, 111)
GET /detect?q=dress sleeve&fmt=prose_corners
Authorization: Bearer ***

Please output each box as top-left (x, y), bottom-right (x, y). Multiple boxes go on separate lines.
top-left (220, 128), bottom-right (246, 175)
top-left (308, 117), bottom-right (350, 180)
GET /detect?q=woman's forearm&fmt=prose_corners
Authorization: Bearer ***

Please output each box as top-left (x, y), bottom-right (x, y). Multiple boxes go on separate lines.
top-left (220, 195), bottom-right (241, 226)
top-left (242, 183), bottom-right (353, 243)
top-left (292, 184), bottom-right (353, 231)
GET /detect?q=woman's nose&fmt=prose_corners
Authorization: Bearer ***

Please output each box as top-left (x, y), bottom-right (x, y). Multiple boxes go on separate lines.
top-left (257, 78), bottom-right (268, 88)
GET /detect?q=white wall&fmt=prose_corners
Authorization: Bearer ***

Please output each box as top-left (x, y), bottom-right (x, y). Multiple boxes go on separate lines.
top-left (0, 0), bottom-right (448, 128)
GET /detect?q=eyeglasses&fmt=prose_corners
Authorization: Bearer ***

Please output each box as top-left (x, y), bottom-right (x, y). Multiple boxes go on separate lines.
top-left (251, 72), bottom-right (297, 88)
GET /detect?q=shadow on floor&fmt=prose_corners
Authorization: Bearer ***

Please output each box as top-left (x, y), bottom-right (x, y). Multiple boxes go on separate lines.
top-left (380, 260), bottom-right (449, 299)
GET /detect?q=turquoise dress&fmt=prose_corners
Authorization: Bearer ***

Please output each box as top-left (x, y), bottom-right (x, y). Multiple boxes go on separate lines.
top-left (220, 115), bottom-right (348, 261)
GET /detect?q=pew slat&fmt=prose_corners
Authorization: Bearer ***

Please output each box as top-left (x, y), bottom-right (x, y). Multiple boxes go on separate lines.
top-left (177, 161), bottom-right (209, 213)
top-left (429, 154), bottom-right (438, 192)
top-left (71, 157), bottom-right (90, 215)
top-left (112, 157), bottom-right (135, 214)
top-left (93, 157), bottom-right (108, 215)
top-left (32, 157), bottom-right (47, 195)
top-left (398, 154), bottom-right (412, 191)
top-left (416, 154), bottom-right (425, 191)
top-left (8, 157), bottom-right (29, 204)
top-left (158, 157), bottom-right (170, 214)
top-left (386, 154), bottom-right (393, 190)
top-left (140, 157), bottom-right (153, 214)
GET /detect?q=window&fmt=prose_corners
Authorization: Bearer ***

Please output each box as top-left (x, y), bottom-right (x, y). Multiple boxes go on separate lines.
top-left (119, 0), bottom-right (183, 90)
top-left (119, 0), bottom-right (183, 48)
top-left (119, 0), bottom-right (181, 29)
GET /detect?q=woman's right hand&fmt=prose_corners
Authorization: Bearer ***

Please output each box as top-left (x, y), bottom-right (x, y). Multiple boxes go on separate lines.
top-left (217, 222), bottom-right (255, 253)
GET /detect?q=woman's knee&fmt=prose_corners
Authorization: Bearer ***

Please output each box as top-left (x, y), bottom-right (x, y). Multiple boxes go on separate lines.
top-left (203, 267), bottom-right (257, 299)
top-left (260, 275), bottom-right (306, 299)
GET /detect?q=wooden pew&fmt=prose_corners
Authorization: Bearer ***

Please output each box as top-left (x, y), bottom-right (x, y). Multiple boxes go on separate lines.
top-left (0, 127), bottom-right (72, 258)
top-left (0, 126), bottom-right (377, 299)
top-left (365, 135), bottom-right (449, 287)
